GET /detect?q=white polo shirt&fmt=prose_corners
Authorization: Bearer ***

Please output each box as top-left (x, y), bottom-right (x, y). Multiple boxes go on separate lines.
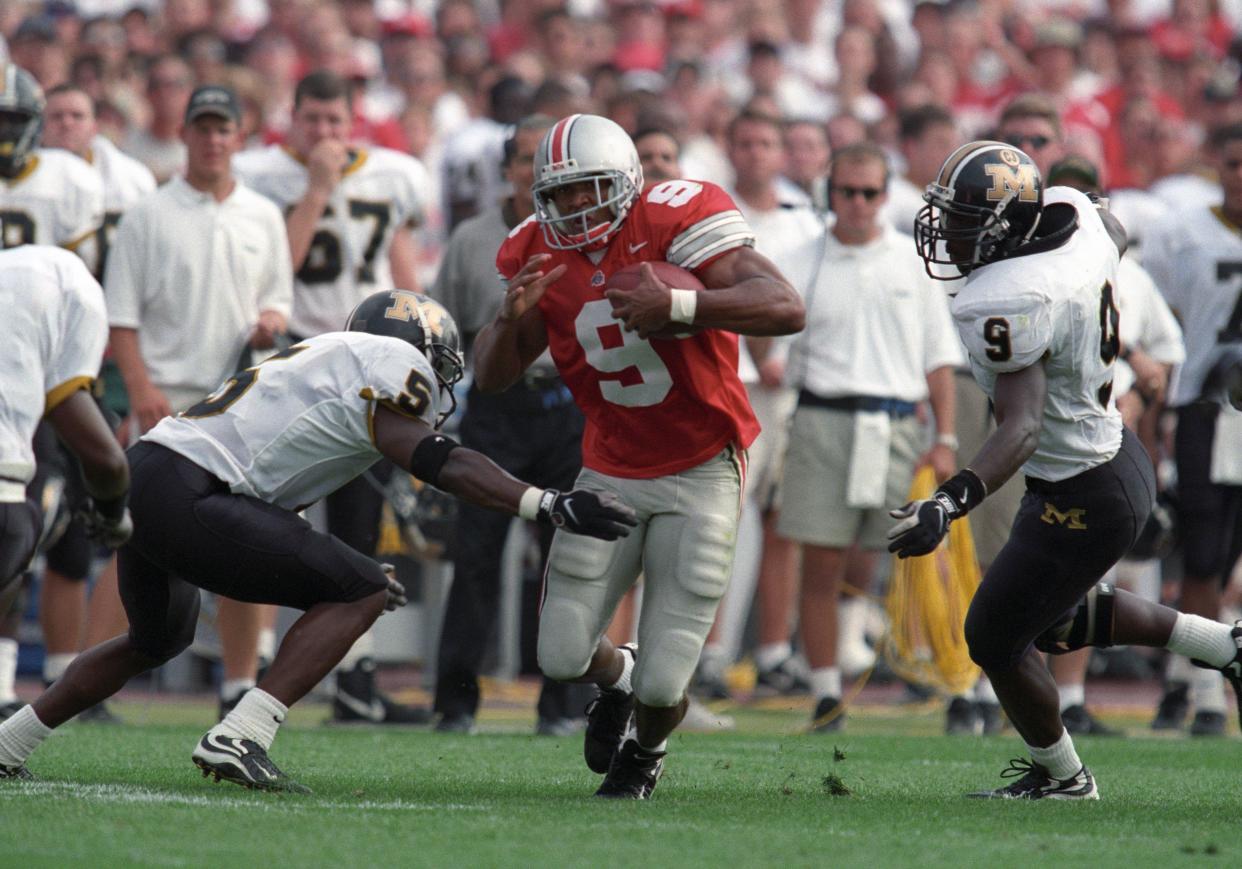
top-left (105, 176), bottom-right (293, 399)
top-left (788, 224), bottom-right (962, 401)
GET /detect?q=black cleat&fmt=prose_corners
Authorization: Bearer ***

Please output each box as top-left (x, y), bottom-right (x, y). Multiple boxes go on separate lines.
top-left (434, 712), bottom-right (476, 734)
top-left (1189, 710), bottom-right (1227, 737)
top-left (583, 644), bottom-right (636, 774)
top-left (0, 764), bottom-right (33, 780)
top-left (968, 758), bottom-right (1098, 800)
top-left (945, 696), bottom-right (980, 735)
top-left (1150, 682), bottom-right (1190, 731)
top-left (1191, 620), bottom-right (1242, 730)
top-left (595, 739), bottom-right (665, 799)
top-left (754, 655), bottom-right (812, 696)
top-left (810, 696), bottom-right (845, 733)
top-left (191, 733), bottom-right (311, 794)
top-left (332, 658), bottom-right (432, 725)
top-left (691, 666), bottom-right (732, 701)
top-left (1061, 704), bottom-right (1121, 736)
top-left (75, 702), bottom-right (123, 725)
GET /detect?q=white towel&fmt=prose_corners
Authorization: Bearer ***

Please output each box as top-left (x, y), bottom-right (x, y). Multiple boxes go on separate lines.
top-left (1210, 404), bottom-right (1242, 485)
top-left (845, 411), bottom-right (890, 508)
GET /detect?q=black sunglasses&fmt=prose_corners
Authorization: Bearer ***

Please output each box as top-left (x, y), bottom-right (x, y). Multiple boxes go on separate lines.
top-left (835, 185), bottom-right (884, 201)
top-left (1000, 134), bottom-right (1052, 150)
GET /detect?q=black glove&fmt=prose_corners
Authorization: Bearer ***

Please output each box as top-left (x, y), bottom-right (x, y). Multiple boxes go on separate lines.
top-left (535, 489), bottom-right (638, 540)
top-left (886, 469), bottom-right (986, 558)
top-left (78, 498), bottom-right (134, 549)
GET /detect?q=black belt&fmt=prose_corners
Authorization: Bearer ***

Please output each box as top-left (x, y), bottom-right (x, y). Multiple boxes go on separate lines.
top-left (1026, 458), bottom-right (1114, 495)
top-left (797, 390), bottom-right (917, 418)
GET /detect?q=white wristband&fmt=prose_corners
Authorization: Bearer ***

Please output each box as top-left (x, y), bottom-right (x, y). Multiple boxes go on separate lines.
top-left (518, 487), bottom-right (545, 521)
top-left (668, 288), bottom-right (697, 324)
top-left (935, 433), bottom-right (959, 451)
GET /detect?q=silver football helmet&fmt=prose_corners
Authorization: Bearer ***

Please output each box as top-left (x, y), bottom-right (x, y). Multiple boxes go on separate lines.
top-left (531, 113), bottom-right (643, 251)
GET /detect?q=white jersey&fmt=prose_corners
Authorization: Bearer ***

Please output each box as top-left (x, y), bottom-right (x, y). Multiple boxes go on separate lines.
top-left (0, 246), bottom-right (107, 488)
top-left (144, 332), bottom-right (439, 511)
top-left (0, 149), bottom-right (104, 269)
top-left (234, 145), bottom-right (429, 337)
top-left (87, 135), bottom-right (156, 276)
top-left (952, 186), bottom-right (1123, 481)
top-left (1143, 204), bottom-right (1242, 406)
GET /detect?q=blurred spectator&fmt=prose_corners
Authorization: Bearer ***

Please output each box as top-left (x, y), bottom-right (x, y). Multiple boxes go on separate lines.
top-left (10, 16), bottom-right (69, 89)
top-left (886, 103), bottom-right (959, 236)
top-left (781, 118), bottom-right (831, 209)
top-left (779, 141), bottom-right (960, 733)
top-left (124, 55), bottom-right (193, 183)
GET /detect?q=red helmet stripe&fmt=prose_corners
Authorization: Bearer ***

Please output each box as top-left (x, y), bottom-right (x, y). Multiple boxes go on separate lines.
top-left (549, 114), bottom-right (579, 165)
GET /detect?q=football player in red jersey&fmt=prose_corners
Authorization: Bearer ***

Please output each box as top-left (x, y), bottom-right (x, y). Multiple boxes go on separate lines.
top-left (478, 113), bottom-right (804, 798)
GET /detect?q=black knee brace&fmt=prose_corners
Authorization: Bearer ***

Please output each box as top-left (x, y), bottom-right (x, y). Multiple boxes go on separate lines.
top-left (1034, 582), bottom-right (1116, 655)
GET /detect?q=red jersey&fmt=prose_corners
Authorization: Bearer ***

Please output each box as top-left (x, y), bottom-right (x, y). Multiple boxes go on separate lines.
top-left (497, 180), bottom-right (760, 479)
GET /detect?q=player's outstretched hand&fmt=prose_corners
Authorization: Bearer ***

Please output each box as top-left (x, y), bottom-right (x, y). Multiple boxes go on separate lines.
top-left (500, 254), bottom-right (567, 323)
top-left (78, 503), bottom-right (133, 549)
top-left (605, 262), bottom-right (671, 339)
top-left (535, 489), bottom-right (638, 540)
top-left (380, 563), bottom-right (408, 612)
top-left (886, 498), bottom-right (951, 558)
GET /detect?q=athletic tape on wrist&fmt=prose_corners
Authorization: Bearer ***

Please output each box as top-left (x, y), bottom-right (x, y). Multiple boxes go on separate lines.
top-left (518, 487), bottom-right (545, 521)
top-left (669, 289), bottom-right (697, 324)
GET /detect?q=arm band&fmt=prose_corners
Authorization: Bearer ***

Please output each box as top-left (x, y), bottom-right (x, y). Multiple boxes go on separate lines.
top-left (934, 468), bottom-right (988, 517)
top-left (669, 289), bottom-right (697, 324)
top-left (409, 434), bottom-right (461, 487)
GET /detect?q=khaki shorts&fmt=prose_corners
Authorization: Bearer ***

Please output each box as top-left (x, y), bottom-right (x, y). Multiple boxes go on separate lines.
top-left (954, 370), bottom-right (1023, 569)
top-left (777, 405), bottom-right (923, 550)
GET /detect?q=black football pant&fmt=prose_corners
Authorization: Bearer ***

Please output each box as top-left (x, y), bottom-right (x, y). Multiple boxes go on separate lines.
top-left (119, 442), bottom-right (387, 661)
top-left (434, 380), bottom-right (593, 721)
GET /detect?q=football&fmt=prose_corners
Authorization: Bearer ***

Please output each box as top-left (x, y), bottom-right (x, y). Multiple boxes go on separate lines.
top-left (606, 261), bottom-right (706, 339)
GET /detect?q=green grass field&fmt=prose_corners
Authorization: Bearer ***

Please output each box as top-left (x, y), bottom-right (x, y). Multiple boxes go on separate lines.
top-left (2, 698), bottom-right (1236, 868)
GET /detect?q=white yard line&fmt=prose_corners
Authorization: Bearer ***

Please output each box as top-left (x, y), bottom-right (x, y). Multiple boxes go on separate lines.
top-left (1, 780), bottom-right (486, 812)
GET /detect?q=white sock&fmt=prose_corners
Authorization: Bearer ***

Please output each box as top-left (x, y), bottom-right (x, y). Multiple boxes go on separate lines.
top-left (1058, 683), bottom-right (1085, 711)
top-left (257, 627), bottom-right (276, 663)
top-left (220, 678), bottom-right (255, 703)
top-left (699, 642), bottom-right (726, 672)
top-left (755, 642), bottom-right (792, 673)
top-left (0, 705), bottom-right (52, 768)
top-left (1028, 728), bottom-right (1083, 780)
top-left (810, 666), bottom-right (842, 700)
top-left (1167, 614), bottom-right (1238, 668)
top-left (42, 652), bottom-right (76, 684)
top-left (605, 645), bottom-right (636, 694)
top-left (213, 688), bottom-right (287, 751)
top-left (973, 676), bottom-right (998, 704)
top-left (0, 639), bottom-right (17, 702)
top-left (1191, 667), bottom-right (1227, 714)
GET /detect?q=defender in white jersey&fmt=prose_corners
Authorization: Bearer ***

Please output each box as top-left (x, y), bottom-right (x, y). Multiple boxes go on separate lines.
top-left (234, 70), bottom-right (428, 339)
top-left (0, 67), bottom-right (104, 270)
top-left (897, 141), bottom-right (1242, 801)
top-left (0, 246), bottom-right (130, 612)
top-left (0, 291), bottom-right (635, 789)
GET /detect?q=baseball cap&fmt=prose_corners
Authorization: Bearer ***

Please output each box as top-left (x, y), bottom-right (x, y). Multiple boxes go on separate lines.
top-left (184, 84), bottom-right (241, 124)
